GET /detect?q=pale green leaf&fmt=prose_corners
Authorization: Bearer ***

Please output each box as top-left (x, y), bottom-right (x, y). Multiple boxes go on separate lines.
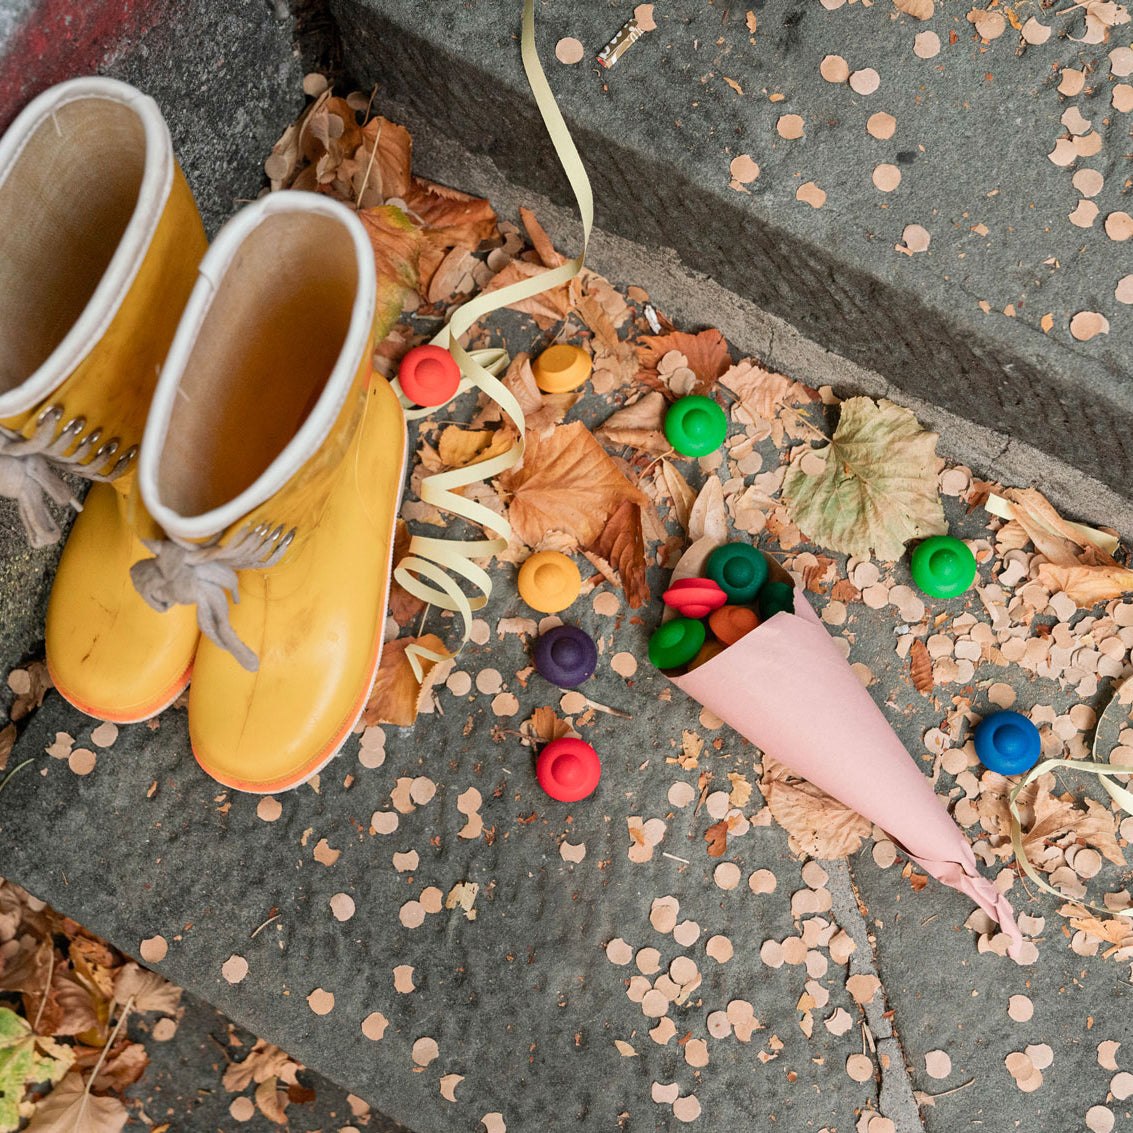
top-left (0, 1008), bottom-right (72, 1132)
top-left (782, 397), bottom-right (945, 560)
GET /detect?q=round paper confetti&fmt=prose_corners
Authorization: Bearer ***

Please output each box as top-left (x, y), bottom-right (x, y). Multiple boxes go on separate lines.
top-left (1116, 275), bottom-right (1133, 304)
top-left (555, 37), bottom-right (584, 65)
top-left (1105, 212), bottom-right (1133, 241)
top-left (1026, 1044), bottom-right (1053, 1070)
top-left (1069, 200), bottom-right (1099, 228)
top-left (866, 112), bottom-right (896, 139)
top-left (925, 1050), bottom-right (951, 1079)
top-left (872, 164), bottom-right (901, 192)
top-left (90, 722), bottom-right (118, 747)
top-left (749, 869), bottom-right (777, 894)
top-left (256, 796), bottom-right (282, 822)
top-left (152, 1017), bottom-right (177, 1041)
top-left (636, 947), bottom-right (662, 974)
top-left (1070, 311), bottom-right (1110, 341)
top-left (796, 182), bottom-right (826, 208)
top-left (1008, 994), bottom-right (1033, 1022)
top-left (412, 1037), bottom-right (440, 1066)
top-left (1073, 168), bottom-right (1104, 197)
top-left (641, 989), bottom-right (669, 1017)
top-left (230, 1096), bottom-right (256, 1121)
top-left (673, 920), bottom-right (700, 947)
top-left (68, 748), bottom-right (96, 775)
top-left (330, 893), bottom-right (356, 922)
top-left (482, 1116), bottom-right (506, 1133)
top-left (447, 670), bottom-right (472, 696)
top-left (714, 862), bottom-right (741, 890)
top-left (1111, 1071), bottom-right (1133, 1100)
top-left (140, 935), bottom-right (168, 963)
top-left (849, 68), bottom-right (880, 95)
top-left (1086, 1106), bottom-right (1116, 1133)
top-left (777, 113), bottom-right (805, 139)
top-left (820, 54), bottom-right (850, 83)
top-left (606, 938), bottom-right (633, 965)
top-left (372, 810), bottom-right (399, 834)
top-left (847, 1053), bottom-right (874, 1082)
top-left (635, 4), bottom-right (657, 31)
top-left (307, 987), bottom-right (334, 1015)
top-left (222, 955), bottom-right (248, 984)
top-left (362, 1011), bottom-right (389, 1040)
top-left (611, 651), bottom-right (638, 677)
top-left (730, 154), bottom-right (760, 184)
top-left (670, 956), bottom-right (698, 985)
top-left (684, 1038), bottom-right (709, 1067)
top-left (394, 965), bottom-right (416, 993)
top-left (400, 900), bottom-right (425, 928)
top-left (913, 31), bottom-right (940, 58)
top-left (672, 1096), bottom-right (701, 1123)
top-left (899, 224), bottom-right (930, 254)
top-left (706, 935), bottom-right (734, 963)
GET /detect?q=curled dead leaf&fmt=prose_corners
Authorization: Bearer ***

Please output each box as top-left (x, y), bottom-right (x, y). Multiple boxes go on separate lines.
top-left (364, 634), bottom-right (453, 727)
top-left (909, 639), bottom-right (933, 694)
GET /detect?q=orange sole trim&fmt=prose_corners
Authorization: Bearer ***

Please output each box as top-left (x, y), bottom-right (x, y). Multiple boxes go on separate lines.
top-left (47, 657), bottom-right (194, 725)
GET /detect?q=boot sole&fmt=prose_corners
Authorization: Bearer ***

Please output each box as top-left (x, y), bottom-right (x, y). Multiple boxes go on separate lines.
top-left (191, 417), bottom-right (409, 795)
top-left (48, 658), bottom-right (194, 725)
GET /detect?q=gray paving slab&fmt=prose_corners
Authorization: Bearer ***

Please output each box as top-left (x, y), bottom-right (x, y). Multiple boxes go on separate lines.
top-left (332, 0), bottom-right (1133, 500)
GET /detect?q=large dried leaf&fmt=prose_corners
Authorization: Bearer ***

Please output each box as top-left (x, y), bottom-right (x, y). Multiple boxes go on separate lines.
top-left (782, 397), bottom-right (946, 561)
top-left (437, 426), bottom-right (514, 470)
top-left (719, 360), bottom-right (818, 422)
top-left (761, 755), bottom-right (872, 858)
top-left (481, 257), bottom-right (572, 323)
top-left (357, 116), bottom-right (413, 202)
top-left (401, 178), bottom-right (498, 252)
top-left (688, 478), bottom-right (727, 544)
top-left (498, 421), bottom-right (648, 548)
top-left (637, 329), bottom-right (732, 392)
top-left (356, 205), bottom-right (423, 329)
top-left (1036, 562), bottom-right (1133, 606)
top-left (23, 1071), bottom-right (127, 1133)
top-left (586, 500), bottom-right (650, 608)
top-left (364, 634), bottom-right (452, 727)
top-left (222, 1039), bottom-right (292, 1093)
top-left (595, 392), bottom-right (671, 454)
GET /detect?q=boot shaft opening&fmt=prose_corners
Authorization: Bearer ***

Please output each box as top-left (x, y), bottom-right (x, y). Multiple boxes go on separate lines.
top-left (155, 209), bottom-right (361, 521)
top-left (0, 94), bottom-right (149, 393)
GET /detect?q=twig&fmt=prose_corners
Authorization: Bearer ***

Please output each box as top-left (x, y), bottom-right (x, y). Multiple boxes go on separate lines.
top-left (662, 852), bottom-right (690, 864)
top-left (78, 993), bottom-right (134, 1124)
top-left (354, 119), bottom-right (382, 209)
top-left (32, 947), bottom-right (54, 1032)
top-left (250, 914), bottom-right (281, 940)
top-left (919, 1078), bottom-right (976, 1100)
top-left (0, 758), bottom-right (33, 796)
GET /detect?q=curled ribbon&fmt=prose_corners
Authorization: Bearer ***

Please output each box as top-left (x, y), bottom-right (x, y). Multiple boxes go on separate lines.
top-left (391, 0), bottom-right (595, 680)
top-left (1008, 673), bottom-right (1133, 917)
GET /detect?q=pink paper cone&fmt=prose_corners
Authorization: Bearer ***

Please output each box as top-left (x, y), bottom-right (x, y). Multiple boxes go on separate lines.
top-left (671, 586), bottom-right (1021, 955)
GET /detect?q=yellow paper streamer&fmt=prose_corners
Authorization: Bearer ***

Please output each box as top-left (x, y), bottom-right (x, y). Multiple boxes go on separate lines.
top-left (1008, 674), bottom-right (1133, 917)
top-left (391, 0), bottom-right (594, 679)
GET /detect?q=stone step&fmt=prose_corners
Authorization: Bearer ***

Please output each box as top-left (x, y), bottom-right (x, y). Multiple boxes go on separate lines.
top-left (332, 0), bottom-right (1133, 500)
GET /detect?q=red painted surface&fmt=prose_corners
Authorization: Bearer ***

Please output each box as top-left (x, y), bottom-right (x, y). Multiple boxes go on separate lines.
top-left (0, 0), bottom-right (165, 130)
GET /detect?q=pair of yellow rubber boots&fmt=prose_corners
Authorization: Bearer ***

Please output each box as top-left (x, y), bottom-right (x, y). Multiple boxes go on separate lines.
top-left (0, 78), bottom-right (407, 793)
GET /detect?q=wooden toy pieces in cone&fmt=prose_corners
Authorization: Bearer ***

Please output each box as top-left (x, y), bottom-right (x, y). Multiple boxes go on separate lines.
top-left (656, 536), bottom-right (1023, 955)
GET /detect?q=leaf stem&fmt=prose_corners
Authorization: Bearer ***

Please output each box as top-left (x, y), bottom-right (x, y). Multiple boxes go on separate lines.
top-left (75, 993), bottom-right (134, 1129)
top-left (0, 758), bottom-right (33, 796)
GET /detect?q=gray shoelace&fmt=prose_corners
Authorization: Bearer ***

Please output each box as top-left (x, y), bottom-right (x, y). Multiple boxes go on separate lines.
top-left (0, 406), bottom-right (134, 547)
top-left (130, 523), bottom-right (296, 672)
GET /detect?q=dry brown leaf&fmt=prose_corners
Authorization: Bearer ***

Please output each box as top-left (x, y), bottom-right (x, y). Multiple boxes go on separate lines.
top-left (719, 360), bottom-right (818, 422)
top-left (389, 520), bottom-right (427, 627)
top-left (364, 634), bottom-right (452, 727)
top-left (596, 392), bottom-right (671, 454)
top-left (519, 206), bottom-right (567, 269)
top-left (10, 661), bottom-right (51, 723)
top-left (705, 820), bottom-right (729, 857)
top-left (0, 723), bottom-right (15, 773)
top-left (255, 1076), bottom-right (290, 1124)
top-left (89, 1039), bottom-right (149, 1093)
top-left (22, 1070), bottom-right (127, 1133)
top-left (909, 639), bottom-right (933, 693)
top-left (688, 478), bottom-right (728, 545)
top-left (481, 257), bottom-right (572, 324)
top-left (1036, 563), bottom-right (1133, 606)
top-left (437, 426), bottom-right (514, 470)
top-left (586, 500), bottom-right (650, 609)
top-left (498, 421), bottom-right (648, 548)
top-left (401, 178), bottom-right (498, 252)
top-left (637, 329), bottom-right (732, 393)
top-left (222, 1039), bottom-right (292, 1093)
top-left (1060, 902), bottom-right (1133, 947)
top-left (113, 963), bottom-right (182, 1015)
top-left (661, 461), bottom-right (697, 530)
top-left (522, 707), bottom-right (578, 743)
top-left (356, 116), bottom-right (413, 202)
top-left (761, 755), bottom-right (872, 858)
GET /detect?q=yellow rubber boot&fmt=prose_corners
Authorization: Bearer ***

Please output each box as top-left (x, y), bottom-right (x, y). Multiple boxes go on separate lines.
top-left (0, 78), bottom-right (207, 721)
top-left (133, 192), bottom-right (407, 792)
